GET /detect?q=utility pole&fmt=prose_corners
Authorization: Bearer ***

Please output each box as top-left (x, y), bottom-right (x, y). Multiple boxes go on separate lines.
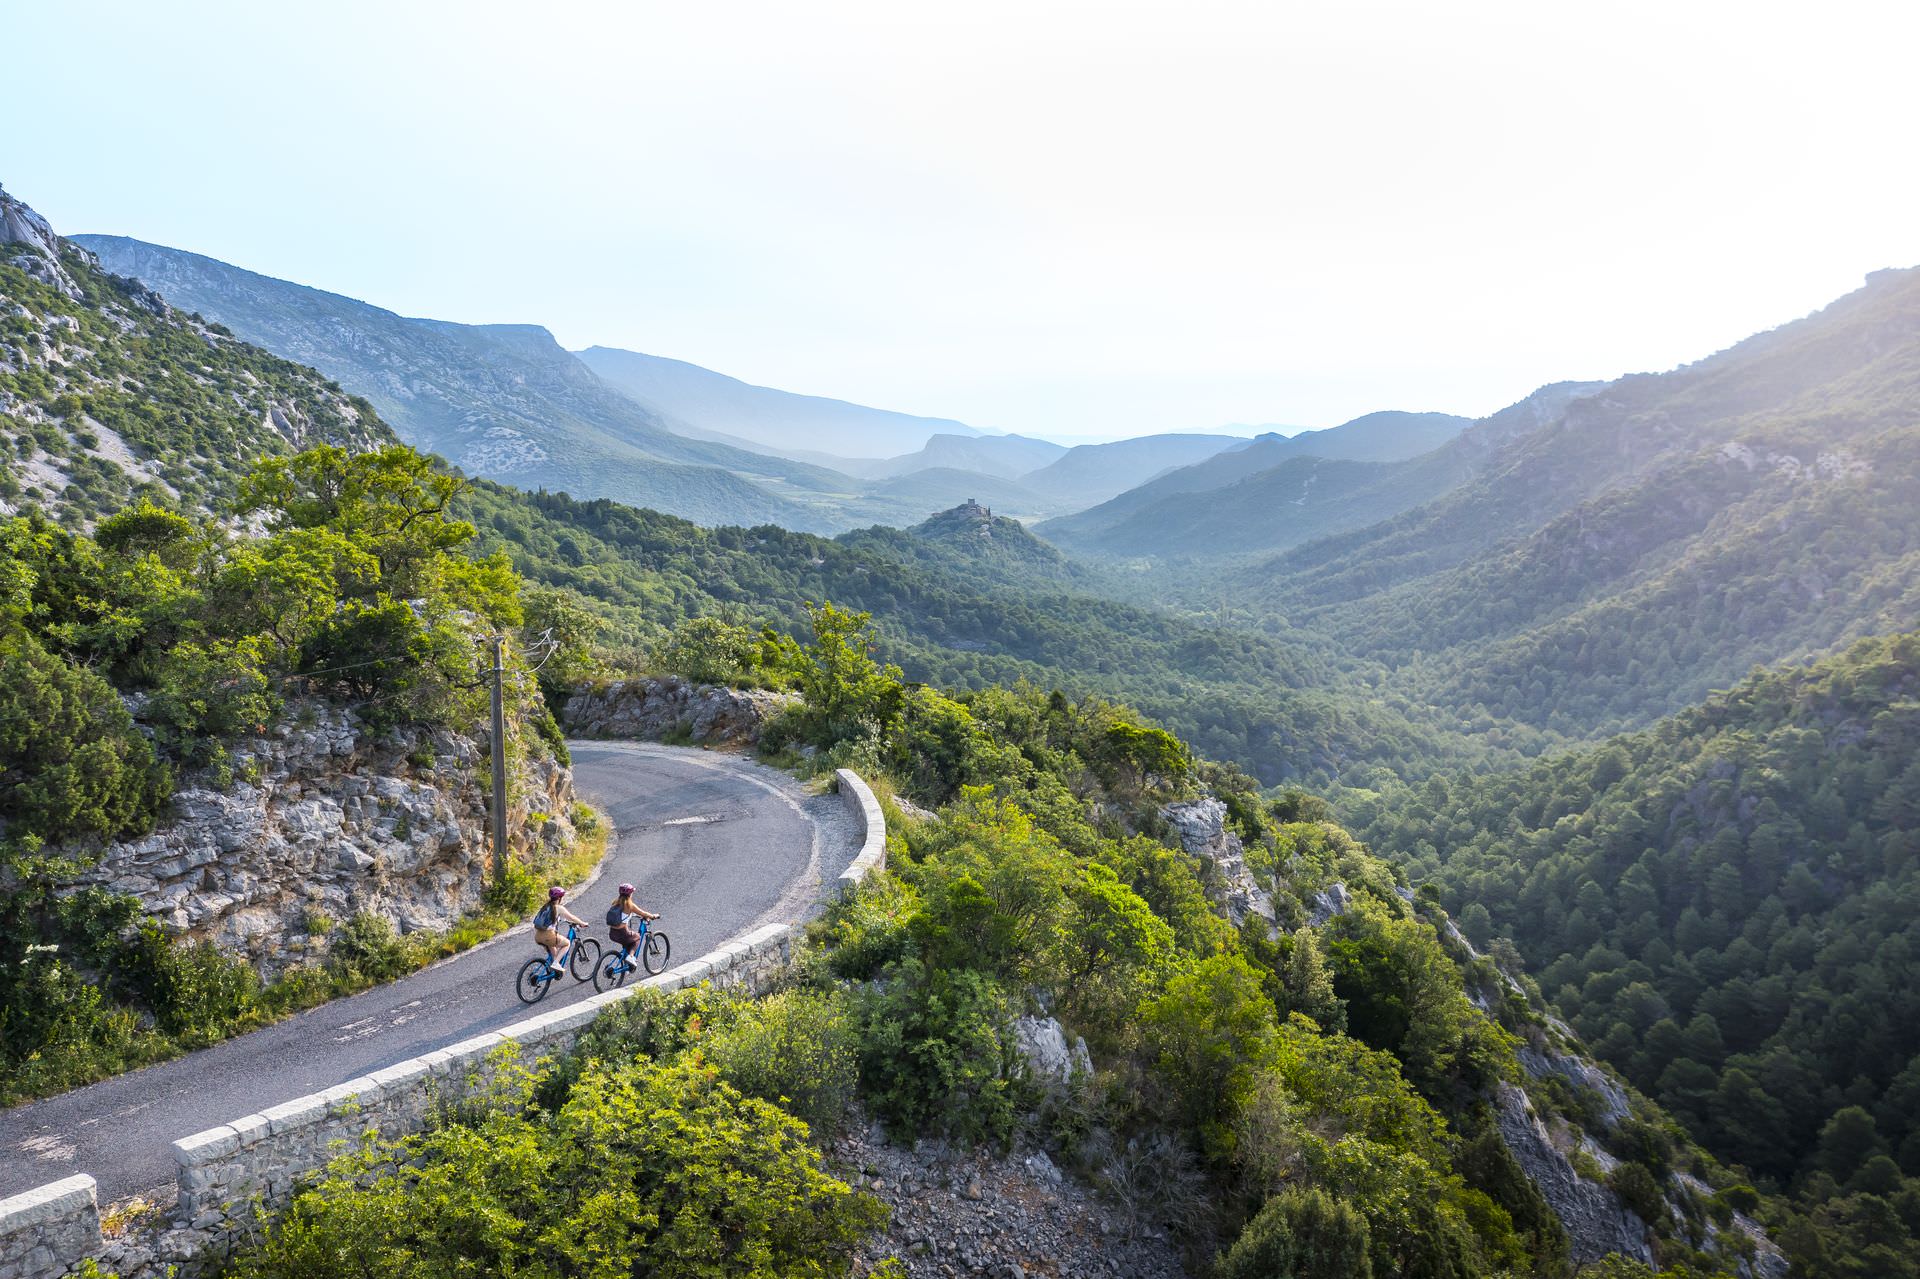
top-left (489, 633), bottom-right (509, 881)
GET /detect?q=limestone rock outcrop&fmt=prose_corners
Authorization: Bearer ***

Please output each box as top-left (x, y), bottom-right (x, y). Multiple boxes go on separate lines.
top-left (563, 675), bottom-right (795, 747)
top-left (1159, 797), bottom-right (1276, 929)
top-left (69, 701), bottom-right (573, 974)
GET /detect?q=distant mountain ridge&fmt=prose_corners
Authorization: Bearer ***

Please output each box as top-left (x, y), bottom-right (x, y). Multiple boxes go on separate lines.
top-left (1017, 432), bottom-right (1243, 508)
top-left (1243, 264), bottom-right (1920, 738)
top-left (1038, 408), bottom-right (1476, 555)
top-left (75, 235), bottom-right (875, 531)
top-left (575, 344), bottom-right (978, 460)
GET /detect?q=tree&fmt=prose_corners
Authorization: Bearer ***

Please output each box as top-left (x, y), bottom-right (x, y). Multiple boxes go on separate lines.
top-left (1818, 1106), bottom-right (1884, 1182)
top-left (1219, 1187), bottom-right (1373, 1279)
top-left (1285, 929), bottom-right (1346, 1033)
top-left (793, 602), bottom-right (902, 742)
top-left (0, 628), bottom-right (168, 845)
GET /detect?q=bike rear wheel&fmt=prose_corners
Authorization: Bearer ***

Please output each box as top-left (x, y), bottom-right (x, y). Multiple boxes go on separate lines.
top-left (516, 957), bottom-right (552, 1004)
top-left (642, 931), bottom-right (671, 975)
top-left (571, 938), bottom-right (601, 981)
top-left (594, 950), bottom-right (629, 992)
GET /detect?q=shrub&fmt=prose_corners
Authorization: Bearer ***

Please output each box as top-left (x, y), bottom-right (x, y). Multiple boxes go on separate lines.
top-left (856, 959), bottom-right (1016, 1147)
top-left (230, 1054), bottom-right (885, 1279)
top-left (329, 913), bottom-right (408, 984)
top-left (702, 988), bottom-right (858, 1137)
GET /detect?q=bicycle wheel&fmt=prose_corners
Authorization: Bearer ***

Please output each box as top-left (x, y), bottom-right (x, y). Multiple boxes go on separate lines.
top-left (516, 957), bottom-right (553, 1005)
top-left (642, 931), bottom-right (671, 975)
top-left (593, 949), bottom-right (629, 992)
top-left (571, 938), bottom-right (600, 982)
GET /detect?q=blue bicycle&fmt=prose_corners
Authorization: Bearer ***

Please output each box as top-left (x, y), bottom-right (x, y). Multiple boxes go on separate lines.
top-left (592, 917), bottom-right (671, 991)
top-left (515, 923), bottom-right (599, 1004)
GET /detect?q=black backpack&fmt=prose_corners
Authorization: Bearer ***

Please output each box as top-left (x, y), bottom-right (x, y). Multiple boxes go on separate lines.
top-left (605, 903), bottom-right (627, 927)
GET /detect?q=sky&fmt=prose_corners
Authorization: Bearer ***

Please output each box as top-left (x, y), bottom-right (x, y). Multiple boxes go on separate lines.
top-left (7, 1), bottom-right (1919, 442)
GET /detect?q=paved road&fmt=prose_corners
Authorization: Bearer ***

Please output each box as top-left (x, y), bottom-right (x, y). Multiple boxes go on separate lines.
top-left (0, 742), bottom-right (855, 1206)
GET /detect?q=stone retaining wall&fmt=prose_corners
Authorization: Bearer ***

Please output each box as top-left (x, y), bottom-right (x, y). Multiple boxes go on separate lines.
top-left (0, 1179), bottom-right (96, 1279)
top-left (0, 767), bottom-right (885, 1278)
top-left (835, 767), bottom-right (887, 893)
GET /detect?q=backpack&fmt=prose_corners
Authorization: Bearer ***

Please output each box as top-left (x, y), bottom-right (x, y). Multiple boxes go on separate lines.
top-left (534, 902), bottom-right (556, 931)
top-left (605, 903), bottom-right (628, 928)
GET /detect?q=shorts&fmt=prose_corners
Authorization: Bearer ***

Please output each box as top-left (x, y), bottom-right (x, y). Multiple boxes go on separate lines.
top-left (534, 925), bottom-right (563, 949)
top-left (609, 923), bottom-right (640, 950)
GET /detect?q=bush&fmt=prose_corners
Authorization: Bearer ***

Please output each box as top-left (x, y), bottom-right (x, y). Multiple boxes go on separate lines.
top-left (856, 959), bottom-right (1016, 1147)
top-left (703, 988), bottom-right (858, 1137)
top-left (329, 913), bottom-right (409, 984)
top-left (0, 628), bottom-right (170, 843)
top-left (1218, 1186), bottom-right (1373, 1279)
top-left (230, 1053), bottom-right (885, 1279)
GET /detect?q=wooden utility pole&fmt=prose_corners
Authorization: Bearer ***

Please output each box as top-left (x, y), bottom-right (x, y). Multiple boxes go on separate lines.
top-left (489, 633), bottom-right (509, 881)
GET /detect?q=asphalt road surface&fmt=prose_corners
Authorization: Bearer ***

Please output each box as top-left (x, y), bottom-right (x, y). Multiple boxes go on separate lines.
top-left (0, 742), bottom-right (856, 1206)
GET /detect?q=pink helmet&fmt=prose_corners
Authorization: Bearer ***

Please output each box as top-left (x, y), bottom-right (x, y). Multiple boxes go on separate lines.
top-left (548, 886), bottom-right (566, 901)
top-left (618, 883), bottom-right (635, 897)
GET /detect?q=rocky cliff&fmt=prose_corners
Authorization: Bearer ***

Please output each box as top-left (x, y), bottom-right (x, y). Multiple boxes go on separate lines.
top-left (69, 701), bottom-right (574, 974)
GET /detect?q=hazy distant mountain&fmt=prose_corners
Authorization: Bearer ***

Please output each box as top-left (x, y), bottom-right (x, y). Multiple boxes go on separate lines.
top-left (1018, 433), bottom-right (1242, 508)
top-left (1038, 409), bottom-right (1473, 554)
top-left (1249, 265), bottom-right (1920, 736)
top-left (77, 236), bottom-right (866, 531)
top-left (576, 345), bottom-right (976, 460)
top-left (873, 432), bottom-right (1068, 480)
top-left (866, 466), bottom-right (1056, 517)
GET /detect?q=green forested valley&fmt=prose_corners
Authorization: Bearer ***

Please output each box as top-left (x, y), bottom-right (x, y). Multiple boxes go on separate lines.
top-left (1348, 634), bottom-right (1920, 1268)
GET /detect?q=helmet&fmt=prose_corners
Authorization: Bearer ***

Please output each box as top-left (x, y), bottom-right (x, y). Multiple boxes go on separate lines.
top-left (548, 886), bottom-right (566, 901)
top-left (618, 883), bottom-right (635, 897)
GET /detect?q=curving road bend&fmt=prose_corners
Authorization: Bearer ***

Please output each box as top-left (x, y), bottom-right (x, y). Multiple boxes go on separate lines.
top-left (0, 742), bottom-right (858, 1207)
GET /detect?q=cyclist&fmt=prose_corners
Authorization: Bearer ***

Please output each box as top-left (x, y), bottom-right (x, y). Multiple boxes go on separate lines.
top-left (605, 882), bottom-right (659, 959)
top-left (533, 886), bottom-right (586, 973)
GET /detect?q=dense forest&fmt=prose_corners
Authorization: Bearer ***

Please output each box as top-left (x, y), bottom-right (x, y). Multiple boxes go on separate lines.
top-left (1347, 634), bottom-right (1920, 1271)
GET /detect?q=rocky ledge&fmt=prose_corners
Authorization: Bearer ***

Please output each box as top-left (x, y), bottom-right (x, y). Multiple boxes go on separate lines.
top-left (562, 675), bottom-right (795, 747)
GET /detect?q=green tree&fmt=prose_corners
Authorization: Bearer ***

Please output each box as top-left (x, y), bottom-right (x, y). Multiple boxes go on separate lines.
top-left (1218, 1186), bottom-right (1373, 1279)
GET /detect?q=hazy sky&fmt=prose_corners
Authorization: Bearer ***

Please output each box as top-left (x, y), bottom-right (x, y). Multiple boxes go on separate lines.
top-left (9, 1), bottom-right (1918, 440)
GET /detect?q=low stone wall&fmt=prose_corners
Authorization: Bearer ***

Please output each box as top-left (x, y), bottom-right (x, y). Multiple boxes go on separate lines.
top-left (173, 925), bottom-right (795, 1221)
top-left (0, 1178), bottom-right (96, 1279)
top-left (835, 767), bottom-right (887, 893)
top-left (0, 768), bottom-right (885, 1278)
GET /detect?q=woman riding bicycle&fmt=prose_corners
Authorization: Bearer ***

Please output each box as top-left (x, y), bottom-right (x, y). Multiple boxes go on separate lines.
top-left (533, 886), bottom-right (586, 972)
top-left (605, 883), bottom-right (658, 957)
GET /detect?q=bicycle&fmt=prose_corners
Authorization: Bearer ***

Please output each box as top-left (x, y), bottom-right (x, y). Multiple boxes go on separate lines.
top-left (592, 916), bottom-right (671, 991)
top-left (515, 923), bottom-right (600, 1005)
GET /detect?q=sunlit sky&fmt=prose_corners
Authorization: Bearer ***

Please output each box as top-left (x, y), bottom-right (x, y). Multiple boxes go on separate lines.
top-left (9, 1), bottom-right (1919, 441)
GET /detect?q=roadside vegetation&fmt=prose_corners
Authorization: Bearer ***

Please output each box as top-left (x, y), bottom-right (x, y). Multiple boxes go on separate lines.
top-left (0, 444), bottom-right (592, 1104)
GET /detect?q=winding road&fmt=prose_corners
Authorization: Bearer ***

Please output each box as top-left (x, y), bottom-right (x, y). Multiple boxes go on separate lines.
top-left (0, 742), bottom-right (856, 1207)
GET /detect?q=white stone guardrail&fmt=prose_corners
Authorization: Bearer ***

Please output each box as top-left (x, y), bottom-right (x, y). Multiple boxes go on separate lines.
top-left (0, 768), bottom-right (886, 1279)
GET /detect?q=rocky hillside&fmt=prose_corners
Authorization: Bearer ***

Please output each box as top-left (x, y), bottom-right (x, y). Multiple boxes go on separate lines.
top-left (1, 188), bottom-right (384, 524)
top-left (75, 235), bottom-right (886, 531)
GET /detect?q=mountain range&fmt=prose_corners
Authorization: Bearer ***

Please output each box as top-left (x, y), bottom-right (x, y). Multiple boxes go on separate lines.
top-left (14, 178), bottom-right (1920, 1272)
